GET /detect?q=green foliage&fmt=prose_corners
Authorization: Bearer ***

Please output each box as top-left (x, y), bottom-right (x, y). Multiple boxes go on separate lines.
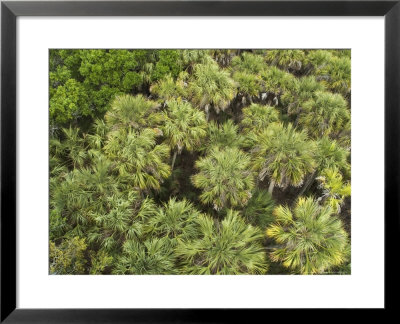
top-left (281, 76), bottom-right (325, 115)
top-left (150, 74), bottom-right (187, 101)
top-left (261, 66), bottom-right (296, 99)
top-left (49, 49), bottom-right (351, 275)
top-left (189, 61), bottom-right (236, 115)
top-left (300, 91), bottom-right (350, 138)
top-left (151, 50), bottom-right (182, 81)
top-left (49, 49), bottom-right (175, 126)
top-left (315, 137), bottom-right (350, 174)
top-left (231, 52), bottom-right (265, 99)
top-left (175, 210), bottom-right (268, 274)
top-left (180, 50), bottom-right (210, 69)
top-left (251, 123), bottom-right (315, 189)
top-left (104, 128), bottom-right (171, 190)
top-left (192, 147), bottom-right (255, 210)
top-left (306, 50), bottom-right (351, 97)
top-left (316, 168), bottom-right (351, 213)
top-left (89, 250), bottom-right (114, 274)
top-left (79, 49), bottom-right (142, 90)
top-left (50, 127), bottom-right (88, 169)
top-left (204, 120), bottom-right (245, 151)
top-left (50, 237), bottom-right (87, 274)
top-left (265, 50), bottom-right (306, 71)
top-left (162, 99), bottom-right (207, 154)
top-left (305, 50), bottom-right (333, 72)
top-left (148, 198), bottom-right (202, 242)
top-left (267, 197), bottom-right (349, 274)
top-left (105, 94), bottom-right (163, 131)
top-left (113, 237), bottom-right (177, 274)
top-left (241, 103), bottom-right (280, 134)
top-left (233, 71), bottom-right (263, 98)
top-left (319, 56), bottom-right (351, 97)
top-left (231, 52), bottom-right (265, 74)
top-left (50, 79), bottom-right (90, 124)
top-left (49, 210), bottom-right (70, 241)
top-left (242, 190), bottom-right (275, 229)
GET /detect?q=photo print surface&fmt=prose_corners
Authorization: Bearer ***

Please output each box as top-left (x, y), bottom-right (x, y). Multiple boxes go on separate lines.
top-left (49, 49), bottom-right (351, 275)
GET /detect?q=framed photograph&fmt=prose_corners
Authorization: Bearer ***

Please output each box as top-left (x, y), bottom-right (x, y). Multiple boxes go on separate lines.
top-left (1, 0), bottom-right (398, 321)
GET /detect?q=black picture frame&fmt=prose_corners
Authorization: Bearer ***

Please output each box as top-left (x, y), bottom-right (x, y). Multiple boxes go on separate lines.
top-left (1, 0), bottom-right (398, 321)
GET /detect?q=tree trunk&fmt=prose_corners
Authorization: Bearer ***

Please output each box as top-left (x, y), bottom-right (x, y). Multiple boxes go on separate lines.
top-left (171, 150), bottom-right (178, 170)
top-left (294, 113), bottom-right (301, 127)
top-left (268, 179), bottom-right (276, 195)
top-left (298, 170), bottom-right (317, 197)
top-left (205, 104), bottom-right (210, 121)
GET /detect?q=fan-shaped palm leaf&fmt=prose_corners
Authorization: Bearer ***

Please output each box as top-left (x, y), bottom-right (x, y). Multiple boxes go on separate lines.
top-left (299, 91), bottom-right (350, 138)
top-left (105, 94), bottom-right (163, 131)
top-left (188, 61), bottom-right (236, 118)
top-left (251, 123), bottom-right (315, 194)
top-left (175, 210), bottom-right (268, 274)
top-left (192, 147), bottom-right (255, 210)
top-left (266, 197), bottom-right (349, 274)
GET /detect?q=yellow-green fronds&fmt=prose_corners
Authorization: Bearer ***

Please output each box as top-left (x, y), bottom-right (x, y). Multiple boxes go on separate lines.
top-left (192, 147), bottom-right (255, 210)
top-left (162, 99), bottom-right (207, 153)
top-left (317, 168), bottom-right (351, 213)
top-left (188, 61), bottom-right (236, 113)
top-left (251, 122), bottom-right (316, 188)
top-left (105, 94), bottom-right (163, 131)
top-left (266, 197), bottom-right (349, 274)
top-left (175, 210), bottom-right (269, 275)
top-left (241, 103), bottom-right (280, 134)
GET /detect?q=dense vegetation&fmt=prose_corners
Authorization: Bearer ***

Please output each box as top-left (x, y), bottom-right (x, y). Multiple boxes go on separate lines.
top-left (49, 49), bottom-right (351, 275)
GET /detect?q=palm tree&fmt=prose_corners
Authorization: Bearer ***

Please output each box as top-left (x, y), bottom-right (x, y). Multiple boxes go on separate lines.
top-left (317, 137), bottom-right (350, 170)
top-left (113, 237), bottom-right (176, 274)
top-left (86, 119), bottom-right (110, 150)
top-left (242, 190), bottom-right (275, 229)
top-left (203, 120), bottom-right (245, 152)
top-left (150, 74), bottom-right (187, 102)
top-left (208, 49), bottom-right (238, 67)
top-left (298, 137), bottom-right (350, 196)
top-left (316, 168), bottom-right (351, 213)
top-left (232, 71), bottom-right (263, 104)
top-left (104, 128), bottom-right (171, 191)
top-left (78, 152), bottom-right (119, 205)
top-left (319, 56), bottom-right (351, 97)
top-left (266, 197), bottom-right (349, 274)
top-left (148, 197), bottom-right (201, 243)
top-left (50, 127), bottom-right (87, 169)
top-left (51, 152), bottom-right (118, 222)
top-left (230, 52), bottom-right (265, 104)
top-left (175, 210), bottom-right (268, 274)
top-left (231, 52), bottom-right (265, 74)
top-left (304, 49), bottom-right (333, 74)
top-left (87, 196), bottom-right (159, 251)
top-left (251, 123), bottom-right (315, 194)
top-left (192, 147), bottom-right (255, 210)
top-left (89, 194), bottom-right (136, 251)
top-left (50, 170), bottom-right (93, 230)
top-left (105, 94), bottom-right (163, 131)
top-left (188, 61), bottom-right (236, 119)
top-left (260, 66), bottom-right (296, 105)
top-left (265, 49), bottom-right (306, 72)
top-left (241, 103), bottom-right (280, 134)
top-left (281, 75), bottom-right (325, 117)
top-left (299, 91), bottom-right (350, 139)
top-left (162, 99), bottom-right (207, 169)
top-left (180, 50), bottom-right (210, 72)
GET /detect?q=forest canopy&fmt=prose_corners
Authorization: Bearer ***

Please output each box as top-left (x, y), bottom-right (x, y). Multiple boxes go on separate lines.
top-left (49, 49), bottom-right (351, 275)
